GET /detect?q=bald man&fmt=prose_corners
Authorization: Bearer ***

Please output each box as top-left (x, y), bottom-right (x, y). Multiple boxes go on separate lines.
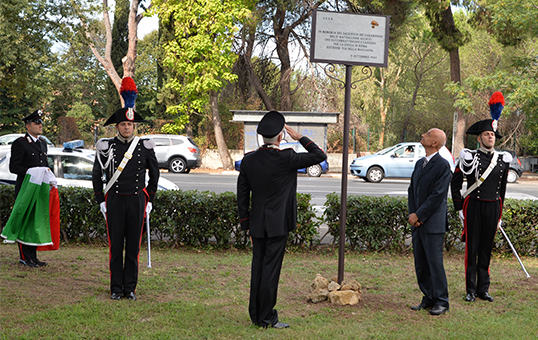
top-left (408, 128), bottom-right (452, 316)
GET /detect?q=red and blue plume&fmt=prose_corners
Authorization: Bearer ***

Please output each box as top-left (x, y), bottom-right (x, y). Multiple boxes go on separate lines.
top-left (120, 77), bottom-right (138, 108)
top-left (488, 91), bottom-right (504, 121)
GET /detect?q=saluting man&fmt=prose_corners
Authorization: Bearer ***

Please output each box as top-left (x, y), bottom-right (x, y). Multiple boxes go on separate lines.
top-left (237, 111), bottom-right (327, 328)
top-left (451, 91), bottom-right (511, 303)
top-left (92, 77), bottom-right (159, 301)
top-left (9, 110), bottom-right (50, 267)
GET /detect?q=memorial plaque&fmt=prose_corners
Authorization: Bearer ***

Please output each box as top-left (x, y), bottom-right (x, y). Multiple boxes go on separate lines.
top-left (311, 10), bottom-right (389, 67)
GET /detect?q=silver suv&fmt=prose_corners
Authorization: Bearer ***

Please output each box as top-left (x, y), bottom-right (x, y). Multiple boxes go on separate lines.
top-left (143, 134), bottom-right (201, 173)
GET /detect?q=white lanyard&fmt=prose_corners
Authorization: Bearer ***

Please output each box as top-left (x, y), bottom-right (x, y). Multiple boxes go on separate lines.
top-left (462, 151), bottom-right (498, 198)
top-left (104, 136), bottom-right (140, 195)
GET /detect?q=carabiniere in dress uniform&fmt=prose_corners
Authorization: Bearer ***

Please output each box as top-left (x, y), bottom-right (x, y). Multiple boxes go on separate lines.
top-left (451, 91), bottom-right (511, 304)
top-left (91, 76), bottom-right (159, 301)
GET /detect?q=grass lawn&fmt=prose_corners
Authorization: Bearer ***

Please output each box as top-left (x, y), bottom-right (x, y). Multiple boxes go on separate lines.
top-left (1, 243), bottom-right (537, 339)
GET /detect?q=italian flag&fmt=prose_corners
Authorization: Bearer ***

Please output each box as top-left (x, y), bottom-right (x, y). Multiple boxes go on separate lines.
top-left (1, 167), bottom-right (60, 250)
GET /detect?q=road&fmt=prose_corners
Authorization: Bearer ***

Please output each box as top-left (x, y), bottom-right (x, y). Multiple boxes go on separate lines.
top-left (162, 171), bottom-right (538, 207)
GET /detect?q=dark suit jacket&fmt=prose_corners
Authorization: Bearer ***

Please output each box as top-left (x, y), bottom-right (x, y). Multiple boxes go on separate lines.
top-left (9, 133), bottom-right (49, 195)
top-left (408, 153), bottom-right (452, 234)
top-left (237, 137), bottom-right (327, 238)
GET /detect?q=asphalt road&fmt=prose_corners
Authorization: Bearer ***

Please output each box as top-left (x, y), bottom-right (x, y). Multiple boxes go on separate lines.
top-left (161, 171), bottom-right (538, 207)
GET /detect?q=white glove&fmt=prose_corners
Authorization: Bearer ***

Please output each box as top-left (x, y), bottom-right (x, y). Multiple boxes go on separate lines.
top-left (146, 202), bottom-right (153, 215)
top-left (458, 210), bottom-right (464, 221)
top-left (100, 202), bottom-right (107, 219)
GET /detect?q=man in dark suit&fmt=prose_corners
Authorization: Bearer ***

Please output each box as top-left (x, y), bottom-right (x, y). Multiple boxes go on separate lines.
top-left (408, 128), bottom-right (452, 315)
top-left (9, 109), bottom-right (50, 267)
top-left (237, 110), bottom-right (326, 328)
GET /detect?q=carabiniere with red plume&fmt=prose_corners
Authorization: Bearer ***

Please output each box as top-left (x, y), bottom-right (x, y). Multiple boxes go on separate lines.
top-left (450, 91), bottom-right (512, 303)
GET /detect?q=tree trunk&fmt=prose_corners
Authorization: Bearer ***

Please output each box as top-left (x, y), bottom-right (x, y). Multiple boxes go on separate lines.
top-left (121, 0), bottom-right (140, 79)
top-left (450, 48), bottom-right (465, 156)
top-left (274, 8), bottom-right (292, 111)
top-left (81, 0), bottom-right (144, 108)
top-left (210, 91), bottom-right (233, 170)
top-left (378, 96), bottom-right (390, 147)
top-left (243, 32), bottom-right (274, 110)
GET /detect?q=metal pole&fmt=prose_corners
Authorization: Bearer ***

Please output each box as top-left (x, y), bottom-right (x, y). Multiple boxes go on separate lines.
top-left (499, 222), bottom-right (530, 278)
top-left (338, 65), bottom-right (352, 283)
top-left (146, 214), bottom-right (152, 268)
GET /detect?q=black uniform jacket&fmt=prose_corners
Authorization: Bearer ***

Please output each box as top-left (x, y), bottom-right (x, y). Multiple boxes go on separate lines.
top-left (9, 133), bottom-right (49, 194)
top-left (92, 137), bottom-right (159, 204)
top-left (408, 153), bottom-right (452, 234)
top-left (451, 149), bottom-right (509, 211)
top-left (237, 137), bottom-right (327, 238)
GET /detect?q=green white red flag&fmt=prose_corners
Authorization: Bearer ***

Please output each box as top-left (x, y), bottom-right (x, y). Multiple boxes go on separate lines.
top-left (1, 167), bottom-right (60, 250)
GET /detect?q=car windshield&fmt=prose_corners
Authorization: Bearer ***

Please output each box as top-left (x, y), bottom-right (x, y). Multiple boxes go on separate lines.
top-left (376, 145), bottom-right (401, 155)
top-left (0, 136), bottom-right (14, 145)
top-left (0, 134), bottom-right (53, 146)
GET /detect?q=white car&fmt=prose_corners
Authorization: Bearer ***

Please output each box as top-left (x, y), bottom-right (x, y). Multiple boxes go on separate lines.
top-left (0, 143), bottom-right (178, 191)
top-left (0, 133), bottom-right (54, 159)
top-left (143, 134), bottom-right (202, 173)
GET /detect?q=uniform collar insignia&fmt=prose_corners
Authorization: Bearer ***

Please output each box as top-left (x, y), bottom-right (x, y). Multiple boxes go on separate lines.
top-left (117, 134), bottom-right (135, 144)
top-left (261, 144), bottom-right (279, 149)
top-left (479, 146), bottom-right (494, 155)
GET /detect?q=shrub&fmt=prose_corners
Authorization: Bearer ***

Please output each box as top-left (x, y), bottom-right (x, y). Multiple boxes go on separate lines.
top-left (1, 184), bottom-right (538, 255)
top-left (0, 187), bottom-right (313, 249)
top-left (323, 194), bottom-right (410, 252)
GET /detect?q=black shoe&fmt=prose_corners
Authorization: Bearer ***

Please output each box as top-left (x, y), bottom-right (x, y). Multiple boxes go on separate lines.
top-left (19, 259), bottom-right (38, 267)
top-left (410, 302), bottom-right (434, 311)
top-left (111, 292), bottom-right (122, 300)
top-left (465, 293), bottom-right (476, 302)
top-left (478, 292), bottom-right (494, 302)
top-left (271, 321), bottom-right (290, 329)
top-left (124, 292), bottom-right (137, 300)
top-left (34, 259), bottom-right (47, 266)
top-left (429, 305), bottom-right (449, 315)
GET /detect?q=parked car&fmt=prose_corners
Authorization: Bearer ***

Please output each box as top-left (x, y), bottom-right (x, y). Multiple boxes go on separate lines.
top-left (0, 142), bottom-right (178, 191)
top-left (350, 142), bottom-right (455, 183)
top-left (143, 134), bottom-right (201, 173)
top-left (501, 150), bottom-right (523, 183)
top-left (0, 133), bottom-right (54, 159)
top-left (234, 142), bottom-right (329, 177)
top-left (350, 142), bottom-right (425, 182)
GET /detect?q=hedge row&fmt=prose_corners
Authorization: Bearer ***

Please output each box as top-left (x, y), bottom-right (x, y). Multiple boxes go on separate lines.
top-left (322, 193), bottom-right (538, 255)
top-left (1, 185), bottom-right (537, 255)
top-left (0, 186), bottom-right (319, 249)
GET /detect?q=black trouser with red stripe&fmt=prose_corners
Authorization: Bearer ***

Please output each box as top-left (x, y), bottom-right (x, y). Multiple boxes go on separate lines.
top-left (18, 243), bottom-right (37, 263)
top-left (463, 197), bottom-right (501, 295)
top-left (105, 192), bottom-right (147, 295)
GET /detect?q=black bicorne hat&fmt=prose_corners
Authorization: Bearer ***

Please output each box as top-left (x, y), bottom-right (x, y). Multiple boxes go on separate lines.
top-left (103, 107), bottom-right (145, 126)
top-left (257, 111), bottom-right (285, 138)
top-left (466, 119), bottom-right (503, 139)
